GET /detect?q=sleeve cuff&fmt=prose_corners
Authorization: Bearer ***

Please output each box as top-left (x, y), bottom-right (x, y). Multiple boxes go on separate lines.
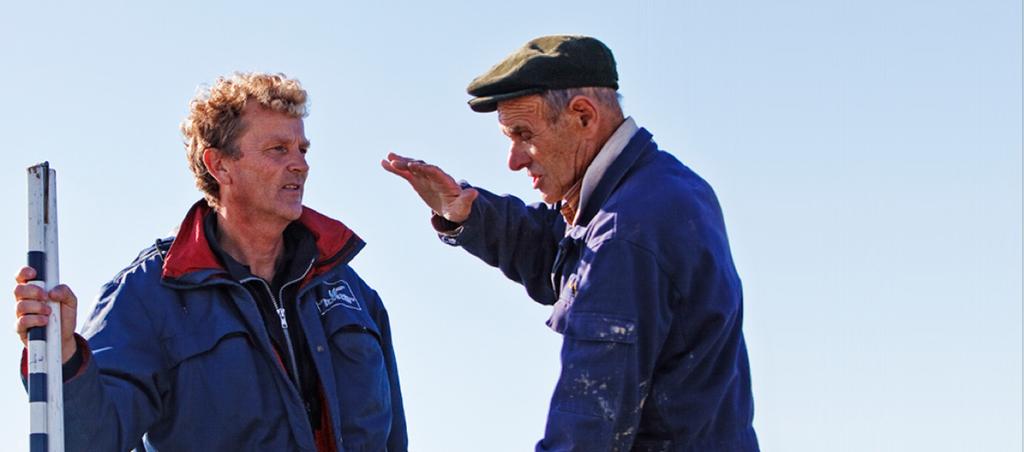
top-left (430, 212), bottom-right (464, 236)
top-left (20, 334), bottom-right (91, 383)
top-left (61, 338), bottom-right (86, 382)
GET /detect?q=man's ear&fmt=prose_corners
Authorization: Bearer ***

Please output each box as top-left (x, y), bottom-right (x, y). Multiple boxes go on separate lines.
top-left (568, 96), bottom-right (598, 132)
top-left (202, 147), bottom-right (232, 186)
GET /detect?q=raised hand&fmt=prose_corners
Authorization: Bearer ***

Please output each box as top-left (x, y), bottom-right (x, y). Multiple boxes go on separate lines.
top-left (381, 152), bottom-right (479, 224)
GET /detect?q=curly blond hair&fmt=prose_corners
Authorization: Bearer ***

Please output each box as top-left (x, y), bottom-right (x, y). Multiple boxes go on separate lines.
top-left (181, 72), bottom-right (308, 208)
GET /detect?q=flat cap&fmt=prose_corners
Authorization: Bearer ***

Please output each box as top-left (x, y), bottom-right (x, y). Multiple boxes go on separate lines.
top-left (466, 35), bottom-right (618, 113)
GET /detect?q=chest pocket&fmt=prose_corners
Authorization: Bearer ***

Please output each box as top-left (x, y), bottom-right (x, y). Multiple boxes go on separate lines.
top-left (164, 308), bottom-right (252, 368)
top-left (322, 303), bottom-right (384, 363)
top-left (161, 305), bottom-right (270, 422)
top-left (320, 291), bottom-right (393, 435)
top-left (153, 298), bottom-right (295, 446)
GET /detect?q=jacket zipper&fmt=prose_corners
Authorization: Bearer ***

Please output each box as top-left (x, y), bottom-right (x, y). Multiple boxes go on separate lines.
top-left (241, 258), bottom-right (315, 395)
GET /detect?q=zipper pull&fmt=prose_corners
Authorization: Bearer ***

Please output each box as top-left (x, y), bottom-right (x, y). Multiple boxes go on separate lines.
top-left (276, 307), bottom-right (289, 329)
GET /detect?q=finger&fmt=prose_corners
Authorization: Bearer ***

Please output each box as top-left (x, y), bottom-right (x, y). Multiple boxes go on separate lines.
top-left (14, 266), bottom-right (36, 285)
top-left (382, 161), bottom-right (418, 185)
top-left (409, 163), bottom-right (457, 187)
top-left (392, 159), bottom-right (417, 171)
top-left (401, 161), bottom-right (454, 188)
top-left (380, 159), bottom-right (413, 181)
top-left (405, 159), bottom-right (434, 174)
top-left (388, 153), bottom-right (430, 172)
top-left (13, 319), bottom-right (23, 343)
top-left (386, 152), bottom-right (421, 164)
top-left (384, 152), bottom-right (409, 166)
top-left (49, 284), bottom-right (78, 308)
top-left (15, 299), bottom-right (51, 318)
top-left (404, 161), bottom-right (423, 173)
top-left (16, 314), bottom-right (49, 334)
top-left (13, 283), bottom-right (46, 302)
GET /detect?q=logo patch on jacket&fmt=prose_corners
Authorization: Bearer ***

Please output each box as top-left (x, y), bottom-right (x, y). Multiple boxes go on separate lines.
top-left (317, 280), bottom-right (360, 315)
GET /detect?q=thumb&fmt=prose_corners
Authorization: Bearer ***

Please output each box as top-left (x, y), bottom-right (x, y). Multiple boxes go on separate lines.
top-left (442, 188), bottom-right (478, 224)
top-left (462, 188), bottom-right (479, 204)
top-left (454, 187), bottom-right (479, 213)
top-left (49, 285), bottom-right (77, 309)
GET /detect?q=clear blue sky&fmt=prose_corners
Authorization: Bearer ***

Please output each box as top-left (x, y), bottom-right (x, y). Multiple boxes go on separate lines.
top-left (1, 1), bottom-right (1020, 451)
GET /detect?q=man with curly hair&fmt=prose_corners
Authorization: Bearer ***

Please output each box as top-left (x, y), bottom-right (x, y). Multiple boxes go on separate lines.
top-left (14, 72), bottom-right (408, 451)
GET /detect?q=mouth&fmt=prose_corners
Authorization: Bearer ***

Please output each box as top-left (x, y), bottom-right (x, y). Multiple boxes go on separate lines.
top-left (528, 173), bottom-right (541, 189)
top-left (282, 183), bottom-right (303, 192)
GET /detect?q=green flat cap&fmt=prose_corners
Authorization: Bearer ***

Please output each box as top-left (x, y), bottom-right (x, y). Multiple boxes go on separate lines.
top-left (466, 35), bottom-right (618, 113)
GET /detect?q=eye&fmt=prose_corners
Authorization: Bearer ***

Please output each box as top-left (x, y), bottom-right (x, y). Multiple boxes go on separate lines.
top-left (269, 146), bottom-right (288, 154)
top-left (517, 131), bottom-right (534, 143)
top-left (299, 146), bottom-right (309, 155)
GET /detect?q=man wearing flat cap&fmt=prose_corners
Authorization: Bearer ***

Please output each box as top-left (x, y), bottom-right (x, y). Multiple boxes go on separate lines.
top-left (384, 35), bottom-right (758, 451)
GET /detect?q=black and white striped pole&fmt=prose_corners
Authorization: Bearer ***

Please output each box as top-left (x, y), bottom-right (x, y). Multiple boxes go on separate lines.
top-left (27, 162), bottom-right (65, 452)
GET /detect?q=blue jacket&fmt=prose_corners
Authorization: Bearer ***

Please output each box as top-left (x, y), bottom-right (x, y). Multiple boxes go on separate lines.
top-left (47, 202), bottom-right (407, 452)
top-left (444, 128), bottom-right (758, 451)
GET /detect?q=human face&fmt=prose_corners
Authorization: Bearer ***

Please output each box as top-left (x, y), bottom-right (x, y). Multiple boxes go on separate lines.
top-left (497, 95), bottom-right (586, 204)
top-left (221, 102), bottom-right (310, 225)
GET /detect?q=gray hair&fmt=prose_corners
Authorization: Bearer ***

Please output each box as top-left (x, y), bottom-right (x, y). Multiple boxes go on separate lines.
top-left (540, 87), bottom-right (623, 123)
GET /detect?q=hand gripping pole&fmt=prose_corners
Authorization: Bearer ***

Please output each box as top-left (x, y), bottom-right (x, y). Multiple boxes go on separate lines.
top-left (27, 162), bottom-right (64, 452)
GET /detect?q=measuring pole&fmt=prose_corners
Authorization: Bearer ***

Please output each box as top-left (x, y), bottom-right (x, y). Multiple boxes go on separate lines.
top-left (27, 162), bottom-right (65, 452)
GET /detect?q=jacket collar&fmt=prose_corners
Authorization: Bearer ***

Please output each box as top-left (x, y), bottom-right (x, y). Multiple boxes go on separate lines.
top-left (162, 200), bottom-right (364, 282)
top-left (574, 117), bottom-right (639, 224)
top-left (576, 127), bottom-right (655, 227)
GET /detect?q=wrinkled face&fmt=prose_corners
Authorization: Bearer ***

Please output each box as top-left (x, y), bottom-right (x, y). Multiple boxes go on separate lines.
top-left (497, 95), bottom-right (586, 204)
top-left (222, 102), bottom-right (310, 224)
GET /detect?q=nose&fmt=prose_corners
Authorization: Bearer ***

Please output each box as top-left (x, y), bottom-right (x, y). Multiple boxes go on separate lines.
top-left (507, 142), bottom-right (531, 172)
top-left (289, 148), bottom-right (309, 174)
